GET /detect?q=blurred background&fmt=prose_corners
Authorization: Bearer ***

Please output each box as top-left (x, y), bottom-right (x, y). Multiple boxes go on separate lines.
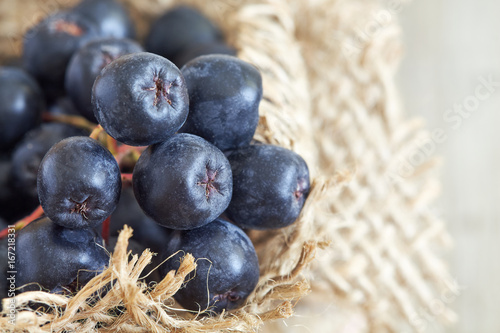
top-left (398, 0), bottom-right (500, 332)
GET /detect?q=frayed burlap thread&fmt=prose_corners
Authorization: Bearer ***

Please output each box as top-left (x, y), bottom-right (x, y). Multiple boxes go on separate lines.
top-left (0, 0), bottom-right (454, 332)
top-left (1, 225), bottom-right (318, 332)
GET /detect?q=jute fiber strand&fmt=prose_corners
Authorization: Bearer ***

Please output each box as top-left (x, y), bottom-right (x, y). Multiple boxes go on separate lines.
top-left (0, 0), bottom-right (454, 332)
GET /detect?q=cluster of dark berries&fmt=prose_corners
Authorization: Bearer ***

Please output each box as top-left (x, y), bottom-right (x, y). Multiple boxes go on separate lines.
top-left (0, 0), bottom-right (311, 315)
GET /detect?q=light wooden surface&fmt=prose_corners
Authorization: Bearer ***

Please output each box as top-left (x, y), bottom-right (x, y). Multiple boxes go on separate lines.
top-left (397, 1), bottom-right (500, 332)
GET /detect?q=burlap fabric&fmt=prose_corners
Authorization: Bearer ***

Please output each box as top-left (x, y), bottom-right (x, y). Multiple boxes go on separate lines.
top-left (0, 0), bottom-right (454, 332)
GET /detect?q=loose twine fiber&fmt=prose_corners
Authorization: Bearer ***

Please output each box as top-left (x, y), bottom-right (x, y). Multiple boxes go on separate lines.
top-left (0, 0), bottom-right (454, 332)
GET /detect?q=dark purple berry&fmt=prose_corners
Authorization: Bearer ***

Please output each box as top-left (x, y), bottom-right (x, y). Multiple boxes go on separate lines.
top-left (92, 52), bottom-right (189, 146)
top-left (173, 41), bottom-right (237, 68)
top-left (37, 136), bottom-right (121, 229)
top-left (145, 6), bottom-right (223, 62)
top-left (22, 11), bottom-right (101, 100)
top-left (15, 217), bottom-right (108, 293)
top-left (226, 144), bottom-right (310, 229)
top-left (160, 219), bottom-right (259, 314)
top-left (0, 67), bottom-right (44, 151)
top-left (72, 0), bottom-right (136, 39)
top-left (180, 55), bottom-right (262, 151)
top-left (133, 134), bottom-right (232, 230)
top-left (2, 123), bottom-right (85, 223)
top-left (65, 38), bottom-right (143, 122)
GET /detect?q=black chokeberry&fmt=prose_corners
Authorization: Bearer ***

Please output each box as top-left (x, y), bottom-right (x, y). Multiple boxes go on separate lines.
top-left (92, 52), bottom-right (189, 146)
top-left (0, 67), bottom-right (44, 151)
top-left (145, 6), bottom-right (223, 62)
top-left (180, 55), bottom-right (262, 151)
top-left (65, 38), bottom-right (143, 122)
top-left (22, 11), bottom-right (101, 100)
top-left (159, 219), bottom-right (259, 314)
top-left (16, 217), bottom-right (108, 293)
top-left (173, 41), bottom-right (236, 68)
top-left (10, 123), bottom-right (89, 201)
top-left (133, 134), bottom-right (232, 230)
top-left (72, 0), bottom-right (136, 39)
top-left (226, 144), bottom-right (310, 229)
top-left (37, 136), bottom-right (121, 229)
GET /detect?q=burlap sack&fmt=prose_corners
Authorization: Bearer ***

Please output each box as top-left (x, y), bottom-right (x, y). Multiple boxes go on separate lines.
top-left (0, 0), bottom-right (454, 332)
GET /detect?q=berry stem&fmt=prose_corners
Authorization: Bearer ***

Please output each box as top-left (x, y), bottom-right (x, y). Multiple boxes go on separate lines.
top-left (0, 205), bottom-right (44, 239)
top-left (107, 134), bottom-right (118, 156)
top-left (89, 126), bottom-right (121, 159)
top-left (102, 216), bottom-right (111, 245)
top-left (89, 125), bottom-right (104, 140)
top-left (42, 112), bottom-right (97, 132)
top-left (116, 145), bottom-right (144, 162)
top-left (121, 173), bottom-right (133, 184)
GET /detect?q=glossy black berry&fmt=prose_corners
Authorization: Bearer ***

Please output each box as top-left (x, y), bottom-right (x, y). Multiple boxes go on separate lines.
top-left (11, 123), bottom-right (89, 201)
top-left (180, 55), bottom-right (262, 151)
top-left (0, 67), bottom-right (44, 151)
top-left (3, 121), bottom-right (86, 224)
top-left (23, 11), bottom-right (101, 100)
top-left (37, 136), bottom-right (121, 229)
top-left (72, 0), bottom-right (136, 39)
top-left (159, 219), bottom-right (259, 314)
top-left (173, 41), bottom-right (237, 68)
top-left (133, 134), bottom-right (232, 230)
top-left (145, 6), bottom-right (223, 61)
top-left (226, 144), bottom-right (310, 230)
top-left (15, 217), bottom-right (108, 293)
top-left (65, 38), bottom-right (143, 122)
top-left (92, 52), bottom-right (189, 146)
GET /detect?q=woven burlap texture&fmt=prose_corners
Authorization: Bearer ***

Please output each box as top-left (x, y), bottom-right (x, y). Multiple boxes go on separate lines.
top-left (0, 0), bottom-right (454, 332)
top-left (284, 0), bottom-right (456, 331)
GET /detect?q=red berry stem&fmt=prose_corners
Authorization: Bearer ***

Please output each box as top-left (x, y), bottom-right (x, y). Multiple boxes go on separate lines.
top-left (0, 205), bottom-right (44, 239)
top-left (102, 216), bottom-right (111, 245)
top-left (121, 173), bottom-right (133, 184)
top-left (116, 144), bottom-right (144, 157)
top-left (115, 145), bottom-right (143, 166)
